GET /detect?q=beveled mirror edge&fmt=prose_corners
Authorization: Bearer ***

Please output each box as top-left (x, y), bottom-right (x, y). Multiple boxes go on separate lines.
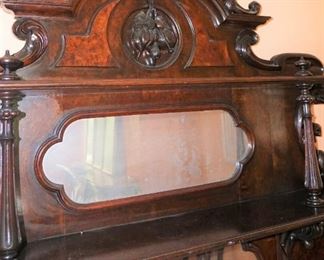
top-left (34, 102), bottom-right (255, 211)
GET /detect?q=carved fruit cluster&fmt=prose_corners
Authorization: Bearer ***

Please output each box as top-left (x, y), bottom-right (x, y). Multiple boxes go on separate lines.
top-left (125, 6), bottom-right (178, 68)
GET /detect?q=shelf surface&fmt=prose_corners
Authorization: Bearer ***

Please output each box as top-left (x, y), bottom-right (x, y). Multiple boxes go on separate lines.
top-left (0, 76), bottom-right (323, 92)
top-left (19, 190), bottom-right (324, 259)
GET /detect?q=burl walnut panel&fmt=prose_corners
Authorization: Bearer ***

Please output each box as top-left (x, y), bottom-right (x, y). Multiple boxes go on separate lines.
top-left (57, 0), bottom-right (119, 67)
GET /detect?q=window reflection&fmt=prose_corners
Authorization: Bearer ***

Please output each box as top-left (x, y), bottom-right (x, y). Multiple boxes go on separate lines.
top-left (43, 110), bottom-right (249, 204)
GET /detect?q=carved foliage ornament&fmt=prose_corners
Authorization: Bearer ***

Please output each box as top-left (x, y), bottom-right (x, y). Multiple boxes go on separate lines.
top-left (123, 0), bottom-right (180, 69)
top-left (280, 222), bottom-right (324, 259)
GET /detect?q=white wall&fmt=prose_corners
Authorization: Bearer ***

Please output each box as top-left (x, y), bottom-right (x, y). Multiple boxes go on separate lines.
top-left (0, 3), bottom-right (24, 54)
top-left (239, 0), bottom-right (324, 61)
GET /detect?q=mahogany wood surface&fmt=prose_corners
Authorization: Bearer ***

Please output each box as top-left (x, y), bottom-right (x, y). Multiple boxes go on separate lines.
top-left (0, 0), bottom-right (324, 259)
top-left (17, 190), bottom-right (324, 260)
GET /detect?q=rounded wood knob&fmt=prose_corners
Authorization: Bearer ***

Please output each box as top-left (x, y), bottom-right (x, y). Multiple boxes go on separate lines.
top-left (0, 50), bottom-right (24, 81)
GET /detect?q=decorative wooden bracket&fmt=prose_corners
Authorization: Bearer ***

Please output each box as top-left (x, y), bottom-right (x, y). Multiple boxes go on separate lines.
top-left (235, 28), bottom-right (323, 73)
top-left (12, 18), bottom-right (48, 68)
top-left (280, 222), bottom-right (324, 259)
top-left (0, 18), bottom-right (48, 79)
top-left (0, 91), bottom-right (25, 259)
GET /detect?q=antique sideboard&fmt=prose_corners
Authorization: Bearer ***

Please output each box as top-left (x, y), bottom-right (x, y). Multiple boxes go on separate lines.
top-left (1, 0), bottom-right (324, 259)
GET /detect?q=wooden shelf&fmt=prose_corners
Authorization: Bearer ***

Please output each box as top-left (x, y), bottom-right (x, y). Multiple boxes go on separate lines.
top-left (19, 190), bottom-right (324, 259)
top-left (0, 76), bottom-right (324, 92)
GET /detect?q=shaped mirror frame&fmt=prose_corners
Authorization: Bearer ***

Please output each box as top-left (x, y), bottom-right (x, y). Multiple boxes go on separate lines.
top-left (36, 106), bottom-right (255, 209)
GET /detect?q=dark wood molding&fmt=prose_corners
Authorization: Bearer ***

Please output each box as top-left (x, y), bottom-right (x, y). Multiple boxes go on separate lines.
top-left (3, 0), bottom-right (83, 17)
top-left (0, 91), bottom-right (25, 259)
top-left (196, 0), bottom-right (266, 28)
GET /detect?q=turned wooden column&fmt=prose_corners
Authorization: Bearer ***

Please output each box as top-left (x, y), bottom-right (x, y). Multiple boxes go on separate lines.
top-left (0, 52), bottom-right (25, 259)
top-left (0, 91), bottom-right (24, 259)
top-left (295, 57), bottom-right (324, 207)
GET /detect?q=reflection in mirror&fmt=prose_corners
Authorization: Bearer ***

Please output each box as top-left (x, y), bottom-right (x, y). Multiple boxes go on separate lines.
top-left (43, 110), bottom-right (250, 204)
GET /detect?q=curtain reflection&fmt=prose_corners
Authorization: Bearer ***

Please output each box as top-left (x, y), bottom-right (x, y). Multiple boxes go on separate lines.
top-left (43, 110), bottom-right (248, 204)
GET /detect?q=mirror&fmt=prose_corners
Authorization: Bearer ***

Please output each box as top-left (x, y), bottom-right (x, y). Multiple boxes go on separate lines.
top-left (42, 110), bottom-right (252, 204)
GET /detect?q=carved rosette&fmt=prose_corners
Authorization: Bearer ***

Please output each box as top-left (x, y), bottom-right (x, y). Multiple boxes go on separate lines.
top-left (122, 1), bottom-right (180, 69)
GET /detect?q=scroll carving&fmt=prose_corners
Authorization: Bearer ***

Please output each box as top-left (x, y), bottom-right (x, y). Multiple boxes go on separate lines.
top-left (225, 0), bottom-right (261, 15)
top-left (123, 0), bottom-right (180, 69)
top-left (236, 29), bottom-right (324, 72)
top-left (12, 18), bottom-right (48, 68)
top-left (0, 91), bottom-right (25, 259)
top-left (280, 222), bottom-right (324, 259)
top-left (197, 0), bottom-right (263, 28)
top-left (235, 29), bottom-right (281, 71)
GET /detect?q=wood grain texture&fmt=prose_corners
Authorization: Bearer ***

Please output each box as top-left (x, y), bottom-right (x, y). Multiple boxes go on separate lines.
top-left (1, 0), bottom-right (324, 259)
top-left (57, 0), bottom-right (119, 67)
top-left (17, 190), bottom-right (324, 259)
top-left (3, 0), bottom-right (82, 17)
top-left (182, 0), bottom-right (234, 68)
